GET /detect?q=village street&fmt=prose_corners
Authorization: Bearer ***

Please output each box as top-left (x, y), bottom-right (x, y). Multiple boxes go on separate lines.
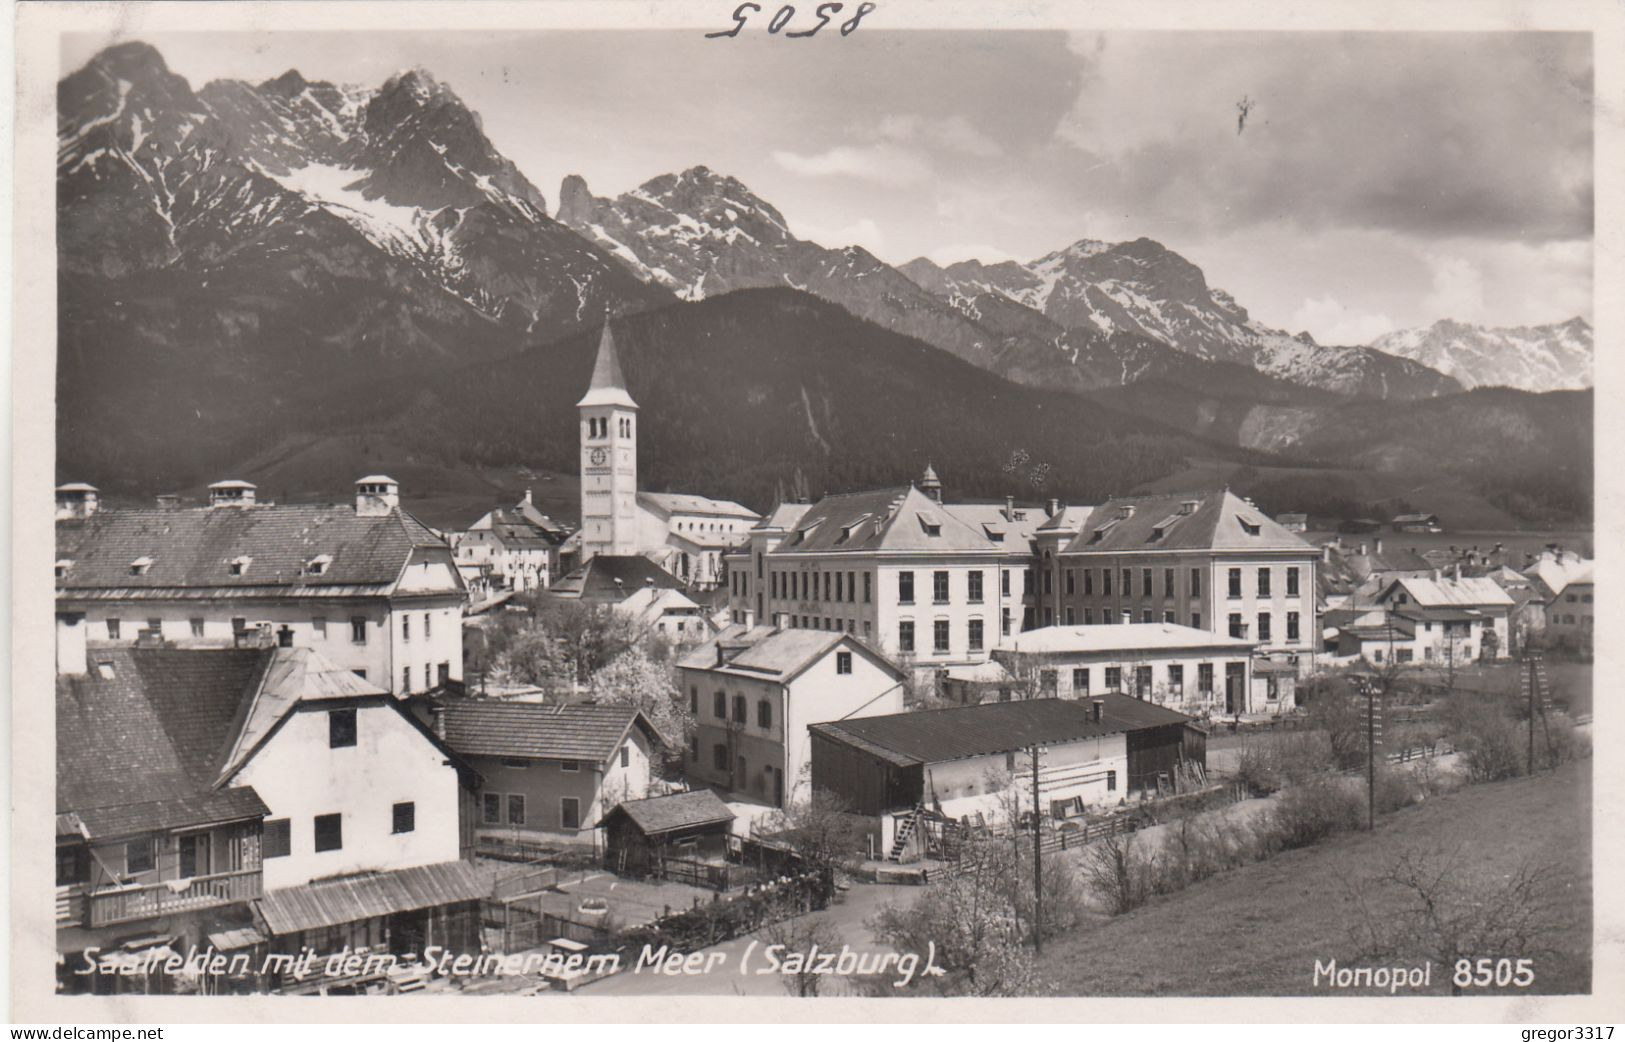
top-left (578, 880), bottom-right (922, 997)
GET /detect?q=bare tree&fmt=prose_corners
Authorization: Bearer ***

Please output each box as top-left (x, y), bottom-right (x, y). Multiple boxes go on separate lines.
top-left (754, 917), bottom-right (848, 997)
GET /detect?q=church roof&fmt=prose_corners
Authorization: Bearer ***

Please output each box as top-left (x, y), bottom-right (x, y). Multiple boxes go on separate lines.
top-left (576, 321), bottom-right (638, 409)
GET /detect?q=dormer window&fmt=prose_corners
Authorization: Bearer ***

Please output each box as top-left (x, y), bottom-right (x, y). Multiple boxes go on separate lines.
top-left (1238, 516), bottom-right (1262, 536)
top-left (228, 556), bottom-right (252, 577)
top-left (55, 559), bottom-right (72, 579)
top-left (305, 554), bottom-right (332, 576)
top-left (129, 556), bottom-right (153, 576)
top-left (918, 511), bottom-right (942, 536)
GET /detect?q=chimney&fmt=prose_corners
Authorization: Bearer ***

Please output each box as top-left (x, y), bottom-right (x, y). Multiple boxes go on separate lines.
top-left (1118, 505), bottom-right (1136, 520)
top-left (56, 612), bottom-right (87, 676)
top-left (1005, 495), bottom-right (1015, 522)
top-left (208, 480), bottom-right (257, 508)
top-left (155, 493), bottom-right (180, 510)
top-left (1047, 498), bottom-right (1060, 518)
top-left (1321, 544), bottom-right (1332, 563)
top-left (54, 483), bottom-right (100, 521)
top-left (1359, 543), bottom-right (1367, 556)
top-left (715, 644), bottom-right (725, 667)
top-left (1179, 500), bottom-right (1198, 516)
top-left (522, 489), bottom-right (533, 506)
top-left (1452, 563), bottom-right (1462, 581)
top-left (355, 476), bottom-right (400, 517)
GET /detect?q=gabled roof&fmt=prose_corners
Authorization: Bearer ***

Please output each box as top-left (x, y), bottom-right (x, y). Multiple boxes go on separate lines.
top-left (677, 626), bottom-right (904, 684)
top-left (57, 647), bottom-right (271, 838)
top-left (1380, 575), bottom-right (1515, 609)
top-left (217, 648), bottom-right (390, 781)
top-left (576, 321), bottom-right (637, 409)
top-left (754, 502), bottom-right (813, 531)
top-left (55, 504), bottom-right (454, 594)
top-left (603, 789), bottom-right (735, 836)
top-left (771, 486), bottom-right (999, 555)
top-left (439, 701), bottom-right (652, 762)
top-left (549, 555), bottom-right (684, 601)
top-left (1525, 554), bottom-right (1593, 600)
top-left (638, 491), bottom-right (760, 521)
top-left (811, 695), bottom-right (1194, 768)
top-left (255, 861), bottom-right (489, 937)
top-left (997, 622), bottom-right (1256, 656)
top-left (1062, 490), bottom-right (1313, 555)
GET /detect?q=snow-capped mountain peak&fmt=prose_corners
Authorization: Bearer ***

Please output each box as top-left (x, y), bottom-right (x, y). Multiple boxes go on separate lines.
top-left (1370, 317), bottom-right (1592, 391)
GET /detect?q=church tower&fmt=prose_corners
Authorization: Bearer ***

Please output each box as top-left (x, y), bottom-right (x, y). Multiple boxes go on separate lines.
top-left (577, 320), bottom-right (639, 561)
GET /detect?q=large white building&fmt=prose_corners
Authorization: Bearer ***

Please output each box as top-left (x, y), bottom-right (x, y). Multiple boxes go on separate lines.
top-left (55, 476), bottom-right (465, 696)
top-left (573, 322), bottom-right (759, 588)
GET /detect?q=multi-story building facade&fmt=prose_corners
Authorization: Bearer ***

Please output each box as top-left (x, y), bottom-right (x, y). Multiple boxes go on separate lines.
top-left (678, 626), bottom-right (906, 807)
top-left (452, 490), bottom-right (569, 593)
top-left (725, 485), bottom-right (1022, 669)
top-left (1042, 490), bottom-right (1319, 671)
top-left (54, 476), bottom-right (465, 696)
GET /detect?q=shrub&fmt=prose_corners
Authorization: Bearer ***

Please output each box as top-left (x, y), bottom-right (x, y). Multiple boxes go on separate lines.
top-left (1080, 831), bottom-right (1156, 915)
top-left (1453, 709), bottom-right (1527, 784)
top-left (1371, 764), bottom-right (1426, 814)
top-left (1263, 775), bottom-right (1364, 851)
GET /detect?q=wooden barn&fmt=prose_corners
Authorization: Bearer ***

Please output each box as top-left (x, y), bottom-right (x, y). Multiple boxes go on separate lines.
top-left (599, 790), bottom-right (736, 876)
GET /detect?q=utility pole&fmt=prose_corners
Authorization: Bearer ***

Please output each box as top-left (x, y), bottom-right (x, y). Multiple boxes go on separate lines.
top-left (1363, 678), bottom-right (1380, 831)
top-left (1029, 743), bottom-right (1044, 954)
top-left (1526, 653), bottom-right (1539, 776)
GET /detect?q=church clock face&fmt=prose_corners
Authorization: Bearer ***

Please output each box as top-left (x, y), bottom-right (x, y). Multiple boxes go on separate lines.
top-left (589, 447), bottom-right (608, 466)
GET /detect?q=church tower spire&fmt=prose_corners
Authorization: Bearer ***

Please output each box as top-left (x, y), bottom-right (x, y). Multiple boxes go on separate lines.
top-left (578, 318), bottom-right (639, 561)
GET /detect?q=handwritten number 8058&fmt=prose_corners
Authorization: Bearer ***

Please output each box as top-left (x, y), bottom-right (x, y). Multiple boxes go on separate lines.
top-left (706, 2), bottom-right (877, 38)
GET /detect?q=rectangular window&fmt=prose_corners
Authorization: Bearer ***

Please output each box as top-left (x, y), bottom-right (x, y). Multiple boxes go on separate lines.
top-left (836, 651), bottom-right (852, 674)
top-left (482, 793), bottom-right (501, 825)
top-left (507, 795), bottom-right (526, 826)
top-left (1164, 569), bottom-right (1175, 598)
top-left (125, 837), bottom-right (155, 874)
top-left (1142, 610), bottom-right (1153, 624)
top-left (329, 708), bottom-right (357, 748)
top-left (933, 619), bottom-right (950, 654)
top-left (732, 695), bottom-right (747, 724)
top-left (968, 619), bottom-right (984, 652)
top-left (311, 616), bottom-right (326, 639)
top-left (424, 612), bottom-right (432, 638)
top-left (402, 615), bottom-right (411, 642)
top-left (1258, 568), bottom-right (1271, 597)
top-left (620, 745), bottom-right (631, 768)
top-left (847, 571), bottom-right (856, 603)
top-left (1199, 663), bottom-right (1215, 692)
top-left (264, 819), bottom-right (291, 858)
top-left (1258, 612), bottom-right (1272, 642)
top-left (1064, 607), bottom-right (1075, 625)
top-left (1043, 570), bottom-right (1053, 595)
top-left (714, 691), bottom-right (726, 719)
top-left (898, 571), bottom-right (915, 604)
top-left (1107, 770), bottom-right (1117, 792)
top-left (1064, 569), bottom-right (1075, 596)
top-left (758, 699), bottom-right (772, 728)
top-left (174, 835), bottom-right (204, 882)
top-left (1084, 569), bottom-right (1094, 596)
top-left (933, 571), bottom-right (950, 604)
top-left (561, 759), bottom-right (580, 772)
top-left (351, 617), bottom-right (367, 644)
top-left (1102, 569), bottom-right (1112, 596)
top-left (1287, 611), bottom-right (1300, 641)
top-left (1191, 569), bottom-right (1202, 598)
top-left (1286, 567), bottom-right (1300, 597)
top-left (1002, 570), bottom-right (1011, 597)
top-left (1072, 667), bottom-right (1089, 693)
top-left (392, 802), bottom-right (415, 834)
top-left (560, 798), bottom-right (581, 831)
top-left (1105, 667), bottom-right (1122, 691)
top-left (690, 687), bottom-right (698, 714)
top-left (1229, 613), bottom-right (1244, 638)
top-left (1045, 607), bottom-right (1055, 626)
top-left (314, 813), bottom-right (343, 853)
top-left (1135, 665), bottom-right (1153, 696)
top-left (1164, 610), bottom-right (1176, 624)
top-left (713, 744), bottom-right (729, 771)
top-left (864, 572), bottom-right (872, 603)
top-left (106, 619), bottom-right (121, 640)
top-left (1001, 609), bottom-right (1012, 637)
top-left (1169, 664), bottom-right (1184, 692)
top-left (401, 667), bottom-right (411, 693)
top-left (823, 572), bottom-right (831, 602)
top-left (969, 570), bottom-right (984, 603)
top-left (1024, 570), bottom-right (1034, 594)
top-left (1192, 613), bottom-right (1202, 630)
top-left (145, 618), bottom-right (162, 637)
top-left (834, 572), bottom-right (843, 602)
top-left (898, 620), bottom-right (915, 653)
top-left (1084, 608), bottom-right (1094, 625)
top-left (189, 618), bottom-right (205, 638)
top-left (1122, 569), bottom-right (1132, 595)
top-left (1142, 569), bottom-right (1153, 597)
top-left (1228, 568), bottom-right (1242, 598)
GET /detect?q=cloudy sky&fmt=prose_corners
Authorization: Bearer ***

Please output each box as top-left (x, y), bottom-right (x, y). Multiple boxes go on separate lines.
top-left (64, 29), bottom-right (1593, 342)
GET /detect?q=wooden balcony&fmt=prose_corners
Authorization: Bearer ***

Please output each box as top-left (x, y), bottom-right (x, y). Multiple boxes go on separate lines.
top-left (86, 868), bottom-right (262, 928)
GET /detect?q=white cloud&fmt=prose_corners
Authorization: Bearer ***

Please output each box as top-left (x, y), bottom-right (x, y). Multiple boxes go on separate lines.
top-left (770, 143), bottom-right (931, 186)
top-left (787, 216), bottom-right (888, 257)
top-left (924, 243), bottom-right (1020, 265)
top-left (1287, 295), bottom-right (1396, 346)
top-left (1421, 252), bottom-right (1488, 323)
top-left (874, 114), bottom-right (1001, 157)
